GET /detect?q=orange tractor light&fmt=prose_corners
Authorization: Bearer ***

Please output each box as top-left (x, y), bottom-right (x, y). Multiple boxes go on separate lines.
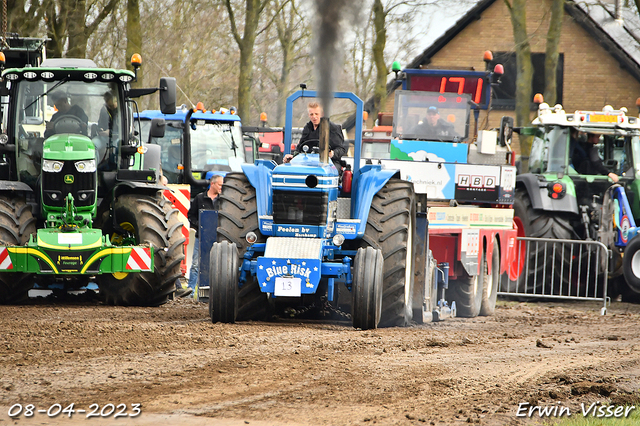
top-left (130, 53), bottom-right (142, 68)
top-left (533, 93), bottom-right (544, 104)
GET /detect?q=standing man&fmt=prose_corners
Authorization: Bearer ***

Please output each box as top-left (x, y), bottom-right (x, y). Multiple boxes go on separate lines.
top-left (282, 102), bottom-right (346, 171)
top-left (187, 174), bottom-right (224, 294)
top-left (98, 90), bottom-right (118, 138)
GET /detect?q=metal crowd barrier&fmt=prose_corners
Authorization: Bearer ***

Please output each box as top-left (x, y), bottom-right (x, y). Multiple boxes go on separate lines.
top-left (498, 237), bottom-right (610, 315)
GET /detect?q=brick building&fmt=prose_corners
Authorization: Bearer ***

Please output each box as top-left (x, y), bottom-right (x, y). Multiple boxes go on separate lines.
top-left (347, 0), bottom-right (640, 155)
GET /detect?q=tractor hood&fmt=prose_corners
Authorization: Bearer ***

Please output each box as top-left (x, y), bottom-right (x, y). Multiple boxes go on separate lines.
top-left (272, 153), bottom-right (339, 181)
top-left (43, 134), bottom-right (96, 161)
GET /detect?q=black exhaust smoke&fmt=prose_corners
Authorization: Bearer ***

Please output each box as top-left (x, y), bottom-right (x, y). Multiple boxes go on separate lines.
top-left (312, 0), bottom-right (354, 117)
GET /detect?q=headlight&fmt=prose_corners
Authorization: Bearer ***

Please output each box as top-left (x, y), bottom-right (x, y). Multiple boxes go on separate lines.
top-left (332, 234), bottom-right (345, 246)
top-left (0, 134), bottom-right (7, 145)
top-left (42, 160), bottom-right (64, 173)
top-left (75, 159), bottom-right (96, 173)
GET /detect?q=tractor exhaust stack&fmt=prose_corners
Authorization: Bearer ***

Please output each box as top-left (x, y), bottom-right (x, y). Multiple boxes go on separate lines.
top-left (319, 117), bottom-right (330, 164)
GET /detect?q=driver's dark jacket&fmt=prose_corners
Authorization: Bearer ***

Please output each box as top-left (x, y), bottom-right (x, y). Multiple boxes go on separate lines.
top-left (571, 141), bottom-right (609, 175)
top-left (295, 120), bottom-right (346, 161)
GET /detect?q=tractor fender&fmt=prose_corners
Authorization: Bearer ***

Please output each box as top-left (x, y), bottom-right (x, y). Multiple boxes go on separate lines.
top-left (353, 165), bottom-right (399, 237)
top-left (0, 180), bottom-right (33, 193)
top-left (242, 160), bottom-right (277, 218)
top-left (113, 181), bottom-right (167, 198)
top-left (516, 173), bottom-right (578, 214)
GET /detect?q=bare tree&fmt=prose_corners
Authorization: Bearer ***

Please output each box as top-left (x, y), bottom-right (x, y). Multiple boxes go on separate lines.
top-left (223, 0), bottom-right (274, 121)
top-left (259, 0), bottom-right (311, 126)
top-left (504, 0), bottom-right (533, 172)
top-left (45, 0), bottom-right (120, 58)
top-left (543, 0), bottom-right (565, 106)
top-left (3, 0), bottom-right (44, 37)
top-left (126, 0), bottom-right (142, 86)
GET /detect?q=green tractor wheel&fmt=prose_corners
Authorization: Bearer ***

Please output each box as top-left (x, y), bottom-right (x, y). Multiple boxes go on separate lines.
top-left (0, 195), bottom-right (37, 304)
top-left (362, 178), bottom-right (416, 327)
top-left (512, 188), bottom-right (574, 294)
top-left (97, 193), bottom-right (185, 306)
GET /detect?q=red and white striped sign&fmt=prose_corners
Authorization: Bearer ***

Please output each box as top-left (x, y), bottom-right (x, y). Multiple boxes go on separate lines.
top-left (163, 184), bottom-right (191, 274)
top-left (0, 247), bottom-right (13, 270)
top-left (126, 247), bottom-right (152, 271)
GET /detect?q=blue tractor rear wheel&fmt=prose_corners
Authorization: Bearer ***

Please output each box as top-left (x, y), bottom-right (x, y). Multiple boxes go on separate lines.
top-left (362, 178), bottom-right (416, 327)
top-left (217, 173), bottom-right (269, 320)
top-left (352, 247), bottom-right (383, 330)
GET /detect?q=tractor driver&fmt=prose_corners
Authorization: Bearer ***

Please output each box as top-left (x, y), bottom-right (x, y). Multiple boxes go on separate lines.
top-left (282, 102), bottom-right (346, 172)
top-left (412, 106), bottom-right (457, 139)
top-left (571, 132), bottom-right (619, 182)
top-left (44, 92), bottom-right (89, 138)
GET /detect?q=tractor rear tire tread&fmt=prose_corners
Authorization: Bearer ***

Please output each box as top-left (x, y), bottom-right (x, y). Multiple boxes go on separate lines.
top-left (97, 194), bottom-right (185, 306)
top-left (217, 173), bottom-right (268, 317)
top-left (362, 179), bottom-right (416, 327)
top-left (0, 195), bottom-right (37, 304)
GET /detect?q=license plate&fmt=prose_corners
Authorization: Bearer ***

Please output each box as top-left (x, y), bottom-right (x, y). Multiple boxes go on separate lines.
top-left (587, 114), bottom-right (617, 123)
top-left (274, 277), bottom-right (301, 297)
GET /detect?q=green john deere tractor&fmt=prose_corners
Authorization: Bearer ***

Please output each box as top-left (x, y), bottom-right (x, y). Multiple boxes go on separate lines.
top-left (0, 51), bottom-right (184, 305)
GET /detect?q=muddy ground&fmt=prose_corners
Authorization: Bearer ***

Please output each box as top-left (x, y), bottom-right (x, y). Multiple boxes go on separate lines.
top-left (0, 295), bottom-right (639, 426)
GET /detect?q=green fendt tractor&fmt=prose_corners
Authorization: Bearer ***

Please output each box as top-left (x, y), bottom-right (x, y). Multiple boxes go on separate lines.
top-left (0, 49), bottom-right (184, 305)
top-left (513, 100), bottom-right (640, 299)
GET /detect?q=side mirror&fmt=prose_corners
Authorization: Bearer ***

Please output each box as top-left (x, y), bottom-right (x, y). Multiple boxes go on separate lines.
top-left (148, 118), bottom-right (166, 142)
top-left (159, 77), bottom-right (176, 114)
top-left (499, 116), bottom-right (514, 147)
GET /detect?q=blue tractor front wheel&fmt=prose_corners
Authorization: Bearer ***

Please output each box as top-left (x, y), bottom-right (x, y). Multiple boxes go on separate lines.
top-left (209, 241), bottom-right (239, 323)
top-left (352, 247), bottom-right (383, 330)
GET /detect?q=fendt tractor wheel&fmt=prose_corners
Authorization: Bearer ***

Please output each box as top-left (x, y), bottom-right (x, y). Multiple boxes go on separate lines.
top-left (0, 195), bottom-right (37, 304)
top-left (352, 247), bottom-right (384, 330)
top-left (209, 241), bottom-right (239, 323)
top-left (362, 178), bottom-right (416, 327)
top-left (512, 188), bottom-right (574, 293)
top-left (479, 237), bottom-right (500, 316)
top-left (97, 193), bottom-right (185, 306)
top-left (622, 235), bottom-right (640, 296)
top-left (446, 262), bottom-right (484, 318)
top-left (217, 173), bottom-right (268, 321)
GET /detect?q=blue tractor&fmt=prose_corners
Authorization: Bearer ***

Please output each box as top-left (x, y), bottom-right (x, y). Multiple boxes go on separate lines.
top-left (209, 91), bottom-right (434, 329)
top-left (136, 107), bottom-right (257, 194)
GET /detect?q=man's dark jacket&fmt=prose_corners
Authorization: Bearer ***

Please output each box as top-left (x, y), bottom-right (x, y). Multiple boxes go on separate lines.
top-left (295, 120), bottom-right (346, 162)
top-left (188, 192), bottom-right (219, 238)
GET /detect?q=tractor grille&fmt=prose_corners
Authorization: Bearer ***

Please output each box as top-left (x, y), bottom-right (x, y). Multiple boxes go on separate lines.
top-left (272, 190), bottom-right (328, 226)
top-left (42, 161), bottom-right (96, 208)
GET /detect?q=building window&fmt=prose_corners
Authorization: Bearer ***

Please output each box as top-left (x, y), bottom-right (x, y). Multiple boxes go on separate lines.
top-left (489, 52), bottom-right (564, 110)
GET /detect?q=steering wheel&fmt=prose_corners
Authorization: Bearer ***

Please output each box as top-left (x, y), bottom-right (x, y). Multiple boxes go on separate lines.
top-left (54, 115), bottom-right (85, 135)
top-left (297, 138), bottom-right (320, 153)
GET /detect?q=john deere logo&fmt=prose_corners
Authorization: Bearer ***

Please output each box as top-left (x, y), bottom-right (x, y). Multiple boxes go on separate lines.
top-left (64, 175), bottom-right (74, 184)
